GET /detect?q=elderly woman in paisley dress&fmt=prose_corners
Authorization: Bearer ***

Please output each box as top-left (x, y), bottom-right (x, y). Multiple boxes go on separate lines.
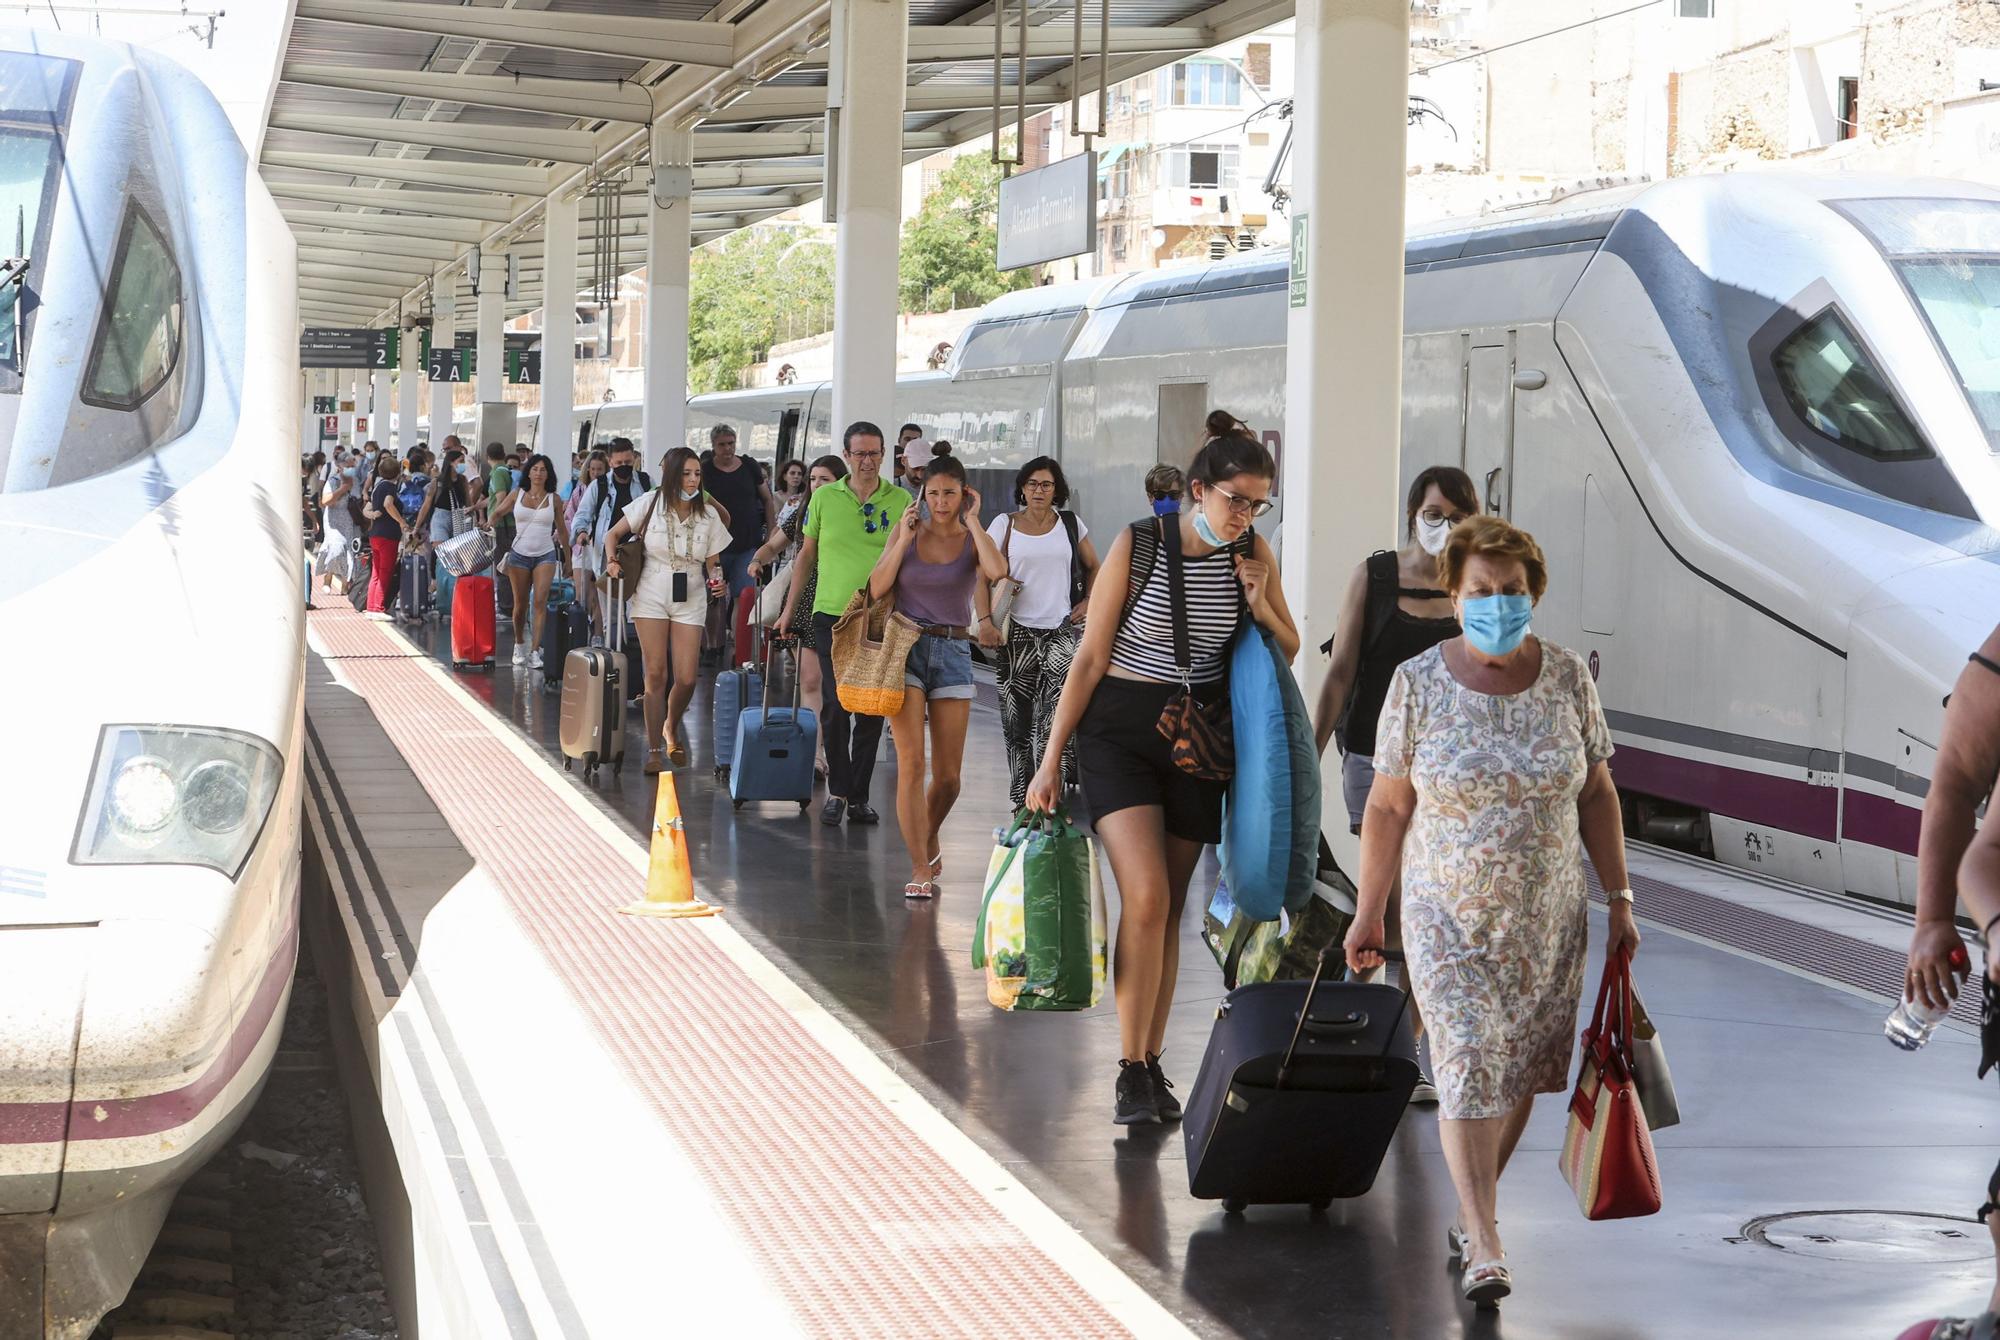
top-left (1345, 515), bottom-right (1642, 1310)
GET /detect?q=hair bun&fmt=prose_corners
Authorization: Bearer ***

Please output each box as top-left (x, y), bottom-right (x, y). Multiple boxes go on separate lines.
top-left (930, 441), bottom-right (952, 459)
top-left (1205, 409), bottom-right (1248, 439)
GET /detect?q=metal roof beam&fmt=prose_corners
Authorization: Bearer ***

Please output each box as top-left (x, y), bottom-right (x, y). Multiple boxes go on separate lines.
top-left (295, 233), bottom-right (465, 263)
top-left (265, 111), bottom-right (600, 164)
top-left (301, 283), bottom-right (414, 308)
top-left (301, 261), bottom-right (443, 287)
top-left (283, 65), bottom-right (654, 125)
top-left (263, 151), bottom-right (556, 195)
top-left (295, 0), bottom-right (737, 69)
top-left (277, 184), bottom-right (522, 223)
top-left (705, 82), bottom-right (1064, 124)
top-left (816, 23), bottom-right (1210, 64)
top-left (688, 129), bottom-right (950, 161)
top-left (693, 163), bottom-right (823, 190)
top-left (283, 208), bottom-right (489, 244)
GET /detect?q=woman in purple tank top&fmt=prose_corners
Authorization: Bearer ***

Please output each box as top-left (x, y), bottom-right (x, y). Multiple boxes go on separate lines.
top-left (868, 451), bottom-right (1009, 899)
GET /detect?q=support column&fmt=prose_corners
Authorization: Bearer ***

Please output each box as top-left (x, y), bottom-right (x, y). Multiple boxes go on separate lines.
top-left (397, 324), bottom-right (421, 453)
top-left (827, 0), bottom-right (908, 436)
top-left (1280, 0), bottom-right (1409, 866)
top-left (643, 126), bottom-right (691, 462)
top-left (429, 276), bottom-right (455, 447)
top-left (543, 188), bottom-right (578, 466)
top-left (370, 365), bottom-right (392, 451)
top-left (475, 255), bottom-right (504, 404)
top-left (344, 368), bottom-right (363, 447)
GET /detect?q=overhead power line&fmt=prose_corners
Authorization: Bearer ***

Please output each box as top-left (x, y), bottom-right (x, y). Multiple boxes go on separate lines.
top-left (1412, 0), bottom-right (1667, 77)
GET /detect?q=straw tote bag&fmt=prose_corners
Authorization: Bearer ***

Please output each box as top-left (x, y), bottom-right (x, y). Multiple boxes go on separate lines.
top-left (830, 588), bottom-right (922, 717)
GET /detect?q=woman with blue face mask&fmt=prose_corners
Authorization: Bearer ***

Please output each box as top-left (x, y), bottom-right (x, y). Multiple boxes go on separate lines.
top-left (1343, 515), bottom-right (1640, 1310)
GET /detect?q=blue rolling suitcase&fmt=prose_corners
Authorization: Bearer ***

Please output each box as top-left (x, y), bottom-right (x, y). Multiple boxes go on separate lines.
top-left (712, 623), bottom-right (764, 779)
top-left (729, 645), bottom-right (818, 812)
top-left (542, 590), bottom-right (588, 690)
top-left (434, 557), bottom-right (455, 620)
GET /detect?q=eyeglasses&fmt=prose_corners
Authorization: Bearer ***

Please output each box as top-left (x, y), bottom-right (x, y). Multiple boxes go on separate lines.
top-left (848, 449), bottom-right (884, 462)
top-left (1022, 480), bottom-right (1057, 492)
top-left (1210, 485), bottom-right (1274, 519)
top-left (1420, 507), bottom-right (1471, 527)
top-left (860, 500), bottom-right (882, 534)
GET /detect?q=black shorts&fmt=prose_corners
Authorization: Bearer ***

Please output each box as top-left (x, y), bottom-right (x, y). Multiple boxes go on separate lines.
top-left (1076, 677), bottom-right (1227, 844)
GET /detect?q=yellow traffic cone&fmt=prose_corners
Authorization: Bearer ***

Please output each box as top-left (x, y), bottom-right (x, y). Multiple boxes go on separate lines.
top-left (620, 771), bottom-right (717, 919)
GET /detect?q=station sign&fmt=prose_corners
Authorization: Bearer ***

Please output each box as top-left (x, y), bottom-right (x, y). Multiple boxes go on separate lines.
top-left (311, 395), bottom-right (336, 414)
top-left (998, 151), bottom-right (1097, 271)
top-left (300, 327), bottom-right (397, 369)
top-left (427, 346), bottom-right (474, 383)
top-left (355, 415), bottom-right (369, 435)
top-left (1288, 213), bottom-right (1309, 309)
top-left (507, 350), bottom-right (541, 385)
top-left (319, 414), bottom-right (338, 441)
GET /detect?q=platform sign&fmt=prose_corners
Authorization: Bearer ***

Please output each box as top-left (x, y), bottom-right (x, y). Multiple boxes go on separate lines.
top-left (312, 395), bottom-right (336, 414)
top-left (354, 415), bottom-right (369, 435)
top-left (507, 350), bottom-right (541, 385)
top-left (319, 414), bottom-right (338, 441)
top-left (427, 346), bottom-right (474, 382)
top-left (997, 151), bottom-right (1096, 271)
top-left (1288, 213), bottom-right (1309, 309)
top-left (300, 327), bottom-right (397, 368)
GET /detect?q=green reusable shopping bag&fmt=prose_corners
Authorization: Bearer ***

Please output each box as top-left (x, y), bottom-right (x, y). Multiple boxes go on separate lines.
top-left (1203, 836), bottom-right (1359, 989)
top-left (972, 807), bottom-right (1107, 1012)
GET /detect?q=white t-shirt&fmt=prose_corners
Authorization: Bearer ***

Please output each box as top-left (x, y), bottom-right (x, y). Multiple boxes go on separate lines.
top-left (622, 493), bottom-right (731, 569)
top-left (988, 512), bottom-right (1087, 630)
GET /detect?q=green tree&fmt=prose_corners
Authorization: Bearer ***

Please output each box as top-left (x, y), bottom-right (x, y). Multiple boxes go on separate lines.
top-left (898, 152), bottom-right (1038, 313)
top-left (687, 226), bottom-right (836, 394)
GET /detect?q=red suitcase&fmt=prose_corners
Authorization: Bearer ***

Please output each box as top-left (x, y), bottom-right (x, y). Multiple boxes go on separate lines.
top-left (452, 573), bottom-right (496, 668)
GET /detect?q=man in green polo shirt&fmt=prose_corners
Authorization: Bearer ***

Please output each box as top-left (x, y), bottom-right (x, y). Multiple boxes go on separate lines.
top-left (779, 420), bottom-right (912, 826)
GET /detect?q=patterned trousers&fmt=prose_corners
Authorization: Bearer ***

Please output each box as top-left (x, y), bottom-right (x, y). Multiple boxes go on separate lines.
top-left (997, 621), bottom-right (1081, 806)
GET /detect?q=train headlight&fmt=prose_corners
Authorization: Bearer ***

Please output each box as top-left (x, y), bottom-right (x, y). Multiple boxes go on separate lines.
top-left (72, 727), bottom-right (281, 878)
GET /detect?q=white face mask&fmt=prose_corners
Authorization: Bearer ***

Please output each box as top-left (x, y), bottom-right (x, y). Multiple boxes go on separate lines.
top-left (680, 487), bottom-right (701, 502)
top-left (1417, 514), bottom-right (1452, 556)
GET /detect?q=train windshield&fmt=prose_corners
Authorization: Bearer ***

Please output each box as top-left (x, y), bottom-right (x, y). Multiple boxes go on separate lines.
top-left (0, 51), bottom-right (76, 387)
top-left (1840, 198), bottom-right (2000, 452)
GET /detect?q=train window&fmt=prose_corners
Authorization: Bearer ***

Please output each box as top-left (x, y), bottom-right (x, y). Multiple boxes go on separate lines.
top-left (1762, 305), bottom-right (1974, 517)
top-left (1898, 258), bottom-right (2000, 450)
top-left (81, 205), bottom-right (182, 411)
top-left (0, 128), bottom-right (54, 373)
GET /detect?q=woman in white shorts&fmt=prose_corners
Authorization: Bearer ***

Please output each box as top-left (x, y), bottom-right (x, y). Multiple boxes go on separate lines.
top-left (604, 446), bottom-right (730, 774)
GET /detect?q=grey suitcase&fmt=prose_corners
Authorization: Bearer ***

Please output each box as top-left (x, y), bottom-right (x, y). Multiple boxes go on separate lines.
top-left (560, 582), bottom-right (630, 781)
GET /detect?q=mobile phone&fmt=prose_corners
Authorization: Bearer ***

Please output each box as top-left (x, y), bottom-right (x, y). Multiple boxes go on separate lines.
top-left (672, 570), bottom-right (688, 602)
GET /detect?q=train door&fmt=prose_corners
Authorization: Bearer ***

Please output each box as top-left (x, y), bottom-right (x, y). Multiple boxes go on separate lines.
top-left (1464, 335), bottom-right (1516, 518)
top-left (1158, 380), bottom-right (1208, 469)
top-left (775, 407), bottom-right (802, 471)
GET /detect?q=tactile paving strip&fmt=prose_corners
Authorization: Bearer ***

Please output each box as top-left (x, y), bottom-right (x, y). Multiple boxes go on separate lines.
top-left (308, 606), bottom-right (1133, 1339)
top-left (309, 610), bottom-right (434, 660)
top-left (1586, 868), bottom-right (1980, 1029)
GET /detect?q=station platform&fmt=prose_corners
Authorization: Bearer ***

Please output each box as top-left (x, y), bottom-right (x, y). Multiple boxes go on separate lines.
top-left (300, 601), bottom-right (2000, 1339)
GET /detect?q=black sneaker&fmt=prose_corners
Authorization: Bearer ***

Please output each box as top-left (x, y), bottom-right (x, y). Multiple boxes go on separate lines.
top-left (846, 802), bottom-right (880, 826)
top-left (820, 797), bottom-right (847, 827)
top-left (1147, 1053), bottom-right (1182, 1121)
top-left (1114, 1059), bottom-right (1161, 1126)
top-left (1411, 1069), bottom-right (1440, 1105)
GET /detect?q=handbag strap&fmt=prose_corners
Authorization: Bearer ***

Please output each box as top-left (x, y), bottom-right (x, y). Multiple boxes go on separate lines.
top-left (1160, 516), bottom-right (1192, 684)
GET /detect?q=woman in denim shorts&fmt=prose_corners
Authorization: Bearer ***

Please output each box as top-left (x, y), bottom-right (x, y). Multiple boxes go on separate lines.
top-left (867, 451), bottom-right (1009, 899)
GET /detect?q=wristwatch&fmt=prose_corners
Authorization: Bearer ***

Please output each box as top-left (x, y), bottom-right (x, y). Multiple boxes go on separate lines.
top-left (1605, 888), bottom-right (1635, 907)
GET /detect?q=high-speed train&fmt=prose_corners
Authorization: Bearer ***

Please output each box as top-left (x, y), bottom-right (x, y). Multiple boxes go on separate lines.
top-left (0, 31), bottom-right (302, 1339)
top-left (475, 173), bottom-right (2000, 910)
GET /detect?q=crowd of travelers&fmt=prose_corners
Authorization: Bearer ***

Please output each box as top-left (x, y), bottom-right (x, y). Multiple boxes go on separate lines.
top-left (305, 405), bottom-right (2000, 1327)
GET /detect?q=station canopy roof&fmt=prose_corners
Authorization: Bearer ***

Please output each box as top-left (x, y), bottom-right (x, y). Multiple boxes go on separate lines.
top-left (266, 0), bottom-right (1291, 330)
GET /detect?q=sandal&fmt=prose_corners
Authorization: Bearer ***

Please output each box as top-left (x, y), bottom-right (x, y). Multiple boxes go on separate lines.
top-left (643, 750), bottom-right (665, 776)
top-left (903, 880), bottom-right (934, 901)
top-left (1446, 1224), bottom-right (1468, 1264)
top-left (668, 741), bottom-right (689, 767)
top-left (927, 852), bottom-right (943, 878)
top-left (1461, 1258), bottom-right (1510, 1309)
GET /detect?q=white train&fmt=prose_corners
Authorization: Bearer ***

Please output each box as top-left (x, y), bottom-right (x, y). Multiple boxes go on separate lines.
top-left (0, 31), bottom-right (302, 1338)
top-left (439, 173), bottom-right (1995, 910)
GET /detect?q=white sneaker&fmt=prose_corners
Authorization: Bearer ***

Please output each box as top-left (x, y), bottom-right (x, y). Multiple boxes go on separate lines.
top-left (530, 648), bottom-right (544, 670)
top-left (512, 644), bottom-right (528, 666)
top-left (1411, 1072), bottom-right (1440, 1105)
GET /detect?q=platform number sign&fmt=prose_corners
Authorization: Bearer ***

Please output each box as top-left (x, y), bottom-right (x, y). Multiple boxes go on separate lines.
top-left (1288, 213), bottom-right (1309, 310)
top-left (312, 395), bottom-right (336, 414)
top-left (427, 346), bottom-right (473, 383)
top-left (369, 329), bottom-right (398, 368)
top-left (507, 350), bottom-right (541, 385)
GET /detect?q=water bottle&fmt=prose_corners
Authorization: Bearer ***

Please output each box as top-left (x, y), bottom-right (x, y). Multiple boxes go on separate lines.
top-left (1884, 944), bottom-right (1971, 1050)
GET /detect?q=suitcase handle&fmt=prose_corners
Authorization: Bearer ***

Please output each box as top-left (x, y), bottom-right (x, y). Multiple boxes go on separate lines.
top-left (1301, 1013), bottom-right (1370, 1037)
top-left (1277, 947), bottom-right (1408, 1091)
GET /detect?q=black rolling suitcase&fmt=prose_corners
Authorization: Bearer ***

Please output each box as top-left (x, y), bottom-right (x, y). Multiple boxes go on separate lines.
top-left (1183, 947), bottom-right (1419, 1213)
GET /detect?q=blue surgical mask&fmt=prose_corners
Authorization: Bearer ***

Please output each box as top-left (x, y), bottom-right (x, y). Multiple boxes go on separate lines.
top-left (1152, 497), bottom-right (1180, 516)
top-left (1191, 503), bottom-right (1225, 548)
top-left (1460, 594), bottom-right (1534, 656)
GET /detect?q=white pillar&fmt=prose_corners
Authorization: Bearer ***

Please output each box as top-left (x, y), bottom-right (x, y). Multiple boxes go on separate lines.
top-left (643, 128), bottom-right (691, 464)
top-left (543, 189), bottom-right (578, 466)
top-left (344, 368), bottom-right (363, 446)
top-left (370, 365), bottom-right (392, 451)
top-left (1281, 0), bottom-right (1409, 868)
top-left (827, 0), bottom-right (908, 437)
top-left (475, 255), bottom-right (504, 404)
top-left (429, 275), bottom-right (455, 448)
top-left (397, 324), bottom-right (421, 454)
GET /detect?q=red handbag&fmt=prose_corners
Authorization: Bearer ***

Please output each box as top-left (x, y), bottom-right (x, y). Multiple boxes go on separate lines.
top-left (1559, 946), bottom-right (1663, 1220)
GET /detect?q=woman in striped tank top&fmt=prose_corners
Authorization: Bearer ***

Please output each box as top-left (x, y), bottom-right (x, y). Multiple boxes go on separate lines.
top-left (1026, 421), bottom-right (1300, 1126)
